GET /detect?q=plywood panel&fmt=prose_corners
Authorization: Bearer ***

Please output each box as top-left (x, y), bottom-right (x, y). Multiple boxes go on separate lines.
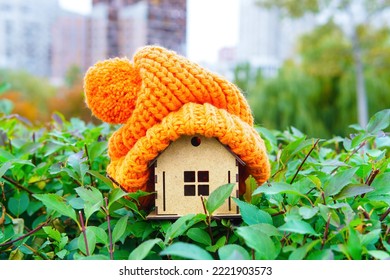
top-left (154, 135), bottom-right (239, 216)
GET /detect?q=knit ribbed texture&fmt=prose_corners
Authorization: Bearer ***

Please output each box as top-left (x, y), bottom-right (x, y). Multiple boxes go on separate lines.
top-left (84, 45), bottom-right (270, 194)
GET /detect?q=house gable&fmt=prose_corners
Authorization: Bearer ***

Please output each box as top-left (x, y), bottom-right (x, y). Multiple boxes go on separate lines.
top-left (151, 135), bottom-right (240, 218)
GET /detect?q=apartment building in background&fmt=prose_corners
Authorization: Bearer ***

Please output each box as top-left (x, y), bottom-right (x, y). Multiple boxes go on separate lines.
top-left (52, 0), bottom-right (186, 82)
top-left (51, 10), bottom-right (88, 84)
top-left (1, 0), bottom-right (186, 82)
top-left (89, 0), bottom-right (187, 64)
top-left (0, 0), bottom-right (60, 77)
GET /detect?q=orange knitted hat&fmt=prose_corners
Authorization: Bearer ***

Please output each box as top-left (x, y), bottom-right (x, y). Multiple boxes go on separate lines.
top-left (84, 46), bottom-right (270, 194)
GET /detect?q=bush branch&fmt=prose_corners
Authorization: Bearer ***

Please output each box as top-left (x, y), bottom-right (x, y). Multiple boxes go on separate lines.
top-left (104, 197), bottom-right (114, 260)
top-left (332, 141), bottom-right (367, 175)
top-left (358, 205), bottom-right (370, 220)
top-left (78, 211), bottom-right (89, 256)
top-left (380, 208), bottom-right (390, 222)
top-left (200, 196), bottom-right (214, 245)
top-left (321, 213), bottom-right (331, 250)
top-left (1, 176), bottom-right (33, 195)
top-left (290, 139), bottom-right (320, 184)
top-left (0, 218), bottom-right (51, 248)
top-left (365, 169), bottom-right (380, 186)
top-left (84, 144), bottom-right (95, 187)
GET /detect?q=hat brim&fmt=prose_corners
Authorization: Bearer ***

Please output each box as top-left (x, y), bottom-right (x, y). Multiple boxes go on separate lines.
top-left (107, 102), bottom-right (270, 193)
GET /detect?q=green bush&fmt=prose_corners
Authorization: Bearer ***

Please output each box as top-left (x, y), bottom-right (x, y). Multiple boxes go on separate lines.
top-left (0, 109), bottom-right (389, 260)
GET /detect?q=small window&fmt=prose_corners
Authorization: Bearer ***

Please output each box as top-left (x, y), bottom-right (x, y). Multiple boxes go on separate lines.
top-left (184, 185), bottom-right (196, 196)
top-left (198, 185), bottom-right (209, 196)
top-left (198, 171), bottom-right (209, 182)
top-left (184, 171), bottom-right (195, 182)
top-left (184, 170), bottom-right (210, 196)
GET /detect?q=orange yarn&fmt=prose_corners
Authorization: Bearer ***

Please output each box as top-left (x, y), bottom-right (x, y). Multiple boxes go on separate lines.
top-left (84, 45), bottom-right (270, 194)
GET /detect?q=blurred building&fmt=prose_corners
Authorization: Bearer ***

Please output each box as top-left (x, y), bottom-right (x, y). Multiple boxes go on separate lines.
top-left (1, 0), bottom-right (187, 82)
top-left (237, 0), bottom-right (315, 76)
top-left (89, 0), bottom-right (187, 64)
top-left (216, 46), bottom-right (237, 81)
top-left (51, 10), bottom-right (88, 84)
top-left (0, 0), bottom-right (60, 76)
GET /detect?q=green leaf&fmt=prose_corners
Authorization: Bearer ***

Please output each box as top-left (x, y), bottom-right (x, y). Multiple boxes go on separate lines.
top-left (112, 215), bottom-right (128, 243)
top-left (288, 240), bottom-right (321, 260)
top-left (78, 227), bottom-right (96, 255)
top-left (68, 197), bottom-right (84, 210)
top-left (108, 188), bottom-right (128, 208)
top-left (160, 242), bottom-right (213, 260)
top-left (127, 221), bottom-right (153, 239)
top-left (67, 151), bottom-right (88, 180)
top-left (58, 235), bottom-right (68, 251)
top-left (75, 187), bottom-right (103, 220)
top-left (87, 142), bottom-right (107, 161)
top-left (318, 204), bottom-right (341, 227)
top-left (368, 250), bottom-right (390, 260)
top-left (127, 190), bottom-right (151, 202)
top-left (88, 226), bottom-right (108, 245)
top-left (12, 218), bottom-right (24, 234)
top-left (43, 226), bottom-right (61, 243)
top-left (248, 223), bottom-right (283, 237)
top-left (307, 249), bottom-right (334, 260)
top-left (367, 173), bottom-right (390, 196)
top-left (347, 227), bottom-right (362, 260)
top-left (334, 184), bottom-right (374, 200)
top-left (9, 248), bottom-right (24, 260)
top-left (299, 206), bottom-right (319, 219)
top-left (366, 109), bottom-right (390, 134)
top-left (186, 228), bottom-right (211, 246)
top-left (233, 198), bottom-right (273, 225)
top-left (218, 244), bottom-right (250, 260)
top-left (8, 191), bottom-right (29, 216)
top-left (87, 170), bottom-right (113, 189)
top-left (206, 183), bottom-right (235, 215)
top-left (279, 137), bottom-right (313, 164)
top-left (129, 238), bottom-right (164, 260)
top-left (361, 229), bottom-right (381, 247)
top-left (0, 161), bottom-right (12, 178)
top-left (278, 220), bottom-right (319, 236)
top-left (323, 167), bottom-right (359, 197)
top-left (205, 236), bottom-right (226, 253)
top-left (75, 186), bottom-right (103, 206)
top-left (33, 194), bottom-right (78, 223)
top-left (236, 226), bottom-right (277, 259)
top-left (164, 214), bottom-right (204, 243)
top-left (43, 142), bottom-right (64, 157)
top-left (76, 254), bottom-right (110, 260)
top-left (0, 159), bottom-right (35, 177)
top-left (253, 182), bottom-right (313, 206)
top-left (56, 249), bottom-right (68, 259)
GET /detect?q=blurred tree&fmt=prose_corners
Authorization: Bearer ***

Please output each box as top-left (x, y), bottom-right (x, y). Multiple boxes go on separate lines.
top-left (234, 62), bottom-right (263, 96)
top-left (48, 66), bottom-right (99, 123)
top-left (238, 21), bottom-right (390, 137)
top-left (64, 65), bottom-right (83, 88)
top-left (0, 69), bottom-right (56, 122)
top-left (0, 67), bottom-right (97, 123)
top-left (257, 0), bottom-right (390, 127)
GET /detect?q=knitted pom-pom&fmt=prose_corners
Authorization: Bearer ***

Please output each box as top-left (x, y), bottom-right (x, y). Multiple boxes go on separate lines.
top-left (84, 57), bottom-right (141, 124)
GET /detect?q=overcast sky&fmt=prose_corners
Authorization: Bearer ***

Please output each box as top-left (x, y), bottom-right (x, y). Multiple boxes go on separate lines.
top-left (59, 0), bottom-right (239, 64)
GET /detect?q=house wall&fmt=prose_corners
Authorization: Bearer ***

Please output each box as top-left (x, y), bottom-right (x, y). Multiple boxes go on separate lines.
top-left (154, 135), bottom-right (239, 216)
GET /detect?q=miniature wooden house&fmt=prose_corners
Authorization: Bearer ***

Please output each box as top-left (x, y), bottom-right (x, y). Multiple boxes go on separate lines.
top-left (147, 135), bottom-right (242, 219)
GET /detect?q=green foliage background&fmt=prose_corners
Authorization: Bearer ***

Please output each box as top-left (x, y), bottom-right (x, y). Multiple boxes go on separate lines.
top-left (235, 21), bottom-right (390, 138)
top-left (0, 108), bottom-right (389, 260)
